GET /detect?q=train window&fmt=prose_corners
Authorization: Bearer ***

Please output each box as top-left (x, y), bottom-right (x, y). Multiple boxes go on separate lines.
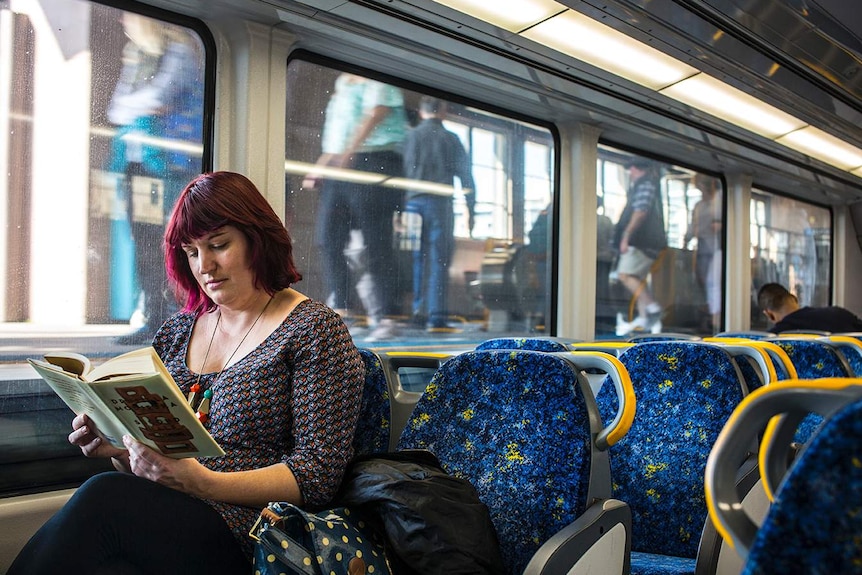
top-left (395, 367), bottom-right (438, 393)
top-left (749, 190), bottom-right (832, 329)
top-left (284, 60), bottom-right (555, 341)
top-left (0, 2), bottom-right (208, 494)
top-left (597, 147), bottom-right (724, 337)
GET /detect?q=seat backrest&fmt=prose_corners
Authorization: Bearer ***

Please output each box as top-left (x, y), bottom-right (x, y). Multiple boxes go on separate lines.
top-left (396, 349), bottom-right (629, 574)
top-left (627, 332), bottom-right (701, 342)
top-left (705, 379), bottom-right (862, 573)
top-left (715, 331), bottom-right (773, 340)
top-left (476, 336), bottom-right (571, 352)
top-left (709, 341), bottom-right (779, 393)
top-left (820, 335), bottom-right (862, 376)
top-left (745, 396), bottom-right (862, 574)
top-left (707, 337), bottom-right (797, 381)
top-left (596, 341), bottom-right (748, 559)
top-left (371, 350), bottom-right (456, 449)
top-left (766, 337), bottom-right (854, 443)
top-left (353, 349), bottom-right (392, 456)
top-left (768, 337), bottom-right (852, 378)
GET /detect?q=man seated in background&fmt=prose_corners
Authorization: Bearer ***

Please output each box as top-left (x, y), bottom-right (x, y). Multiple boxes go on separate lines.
top-left (757, 282), bottom-right (862, 333)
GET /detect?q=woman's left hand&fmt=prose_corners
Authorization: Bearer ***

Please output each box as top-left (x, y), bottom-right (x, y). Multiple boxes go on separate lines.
top-left (123, 435), bottom-right (211, 496)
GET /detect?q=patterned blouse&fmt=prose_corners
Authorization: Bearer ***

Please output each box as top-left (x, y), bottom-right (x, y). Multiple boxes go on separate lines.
top-left (152, 298), bottom-right (364, 558)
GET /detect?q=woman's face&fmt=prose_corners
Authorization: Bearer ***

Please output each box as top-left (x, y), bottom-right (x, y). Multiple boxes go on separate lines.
top-left (181, 225), bottom-right (256, 307)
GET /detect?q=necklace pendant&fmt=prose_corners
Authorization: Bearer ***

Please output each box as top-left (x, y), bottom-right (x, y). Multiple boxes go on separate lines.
top-left (187, 383), bottom-right (201, 408)
top-left (198, 389), bottom-right (213, 414)
top-left (196, 388), bottom-right (213, 424)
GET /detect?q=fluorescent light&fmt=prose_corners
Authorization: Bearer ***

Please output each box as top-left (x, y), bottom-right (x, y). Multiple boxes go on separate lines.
top-left (431, 0), bottom-right (564, 33)
top-left (854, 167), bottom-right (862, 179)
top-left (521, 10), bottom-right (699, 90)
top-left (776, 127), bottom-right (862, 171)
top-left (660, 73), bottom-right (807, 139)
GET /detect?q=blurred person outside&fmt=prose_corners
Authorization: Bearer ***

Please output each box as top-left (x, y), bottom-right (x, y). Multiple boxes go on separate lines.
top-left (109, 12), bottom-right (203, 345)
top-left (403, 97), bottom-right (475, 331)
top-left (304, 73), bottom-right (407, 341)
top-left (597, 196), bottom-right (615, 303)
top-left (758, 282), bottom-right (862, 333)
top-left (684, 174), bottom-right (723, 331)
top-left (613, 159), bottom-right (666, 335)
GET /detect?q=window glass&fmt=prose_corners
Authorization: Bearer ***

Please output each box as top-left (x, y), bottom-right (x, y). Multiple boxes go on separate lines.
top-left (597, 146), bottom-right (724, 338)
top-left (0, 2), bottom-right (207, 493)
top-left (284, 60), bottom-right (555, 338)
top-left (750, 189), bottom-right (832, 329)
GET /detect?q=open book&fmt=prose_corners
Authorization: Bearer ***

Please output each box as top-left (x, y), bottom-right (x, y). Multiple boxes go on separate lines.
top-left (29, 347), bottom-right (224, 459)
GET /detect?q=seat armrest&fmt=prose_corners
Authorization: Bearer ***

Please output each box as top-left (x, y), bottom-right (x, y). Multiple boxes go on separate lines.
top-left (696, 454), bottom-right (765, 575)
top-left (524, 499), bottom-right (632, 575)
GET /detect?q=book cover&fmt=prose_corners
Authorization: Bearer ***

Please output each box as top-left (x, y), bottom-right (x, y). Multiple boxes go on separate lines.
top-left (29, 347), bottom-right (224, 458)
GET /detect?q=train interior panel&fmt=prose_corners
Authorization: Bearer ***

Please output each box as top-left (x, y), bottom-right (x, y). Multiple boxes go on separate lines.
top-left (2, 0), bottom-right (862, 572)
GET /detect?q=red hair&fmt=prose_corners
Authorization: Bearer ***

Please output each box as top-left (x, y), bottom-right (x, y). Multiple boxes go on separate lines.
top-left (163, 171), bottom-right (302, 314)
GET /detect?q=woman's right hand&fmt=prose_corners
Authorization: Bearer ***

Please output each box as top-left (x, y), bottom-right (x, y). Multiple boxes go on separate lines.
top-left (69, 414), bottom-right (126, 459)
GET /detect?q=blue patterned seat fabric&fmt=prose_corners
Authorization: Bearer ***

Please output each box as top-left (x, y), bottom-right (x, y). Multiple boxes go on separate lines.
top-left (742, 397), bottom-right (862, 575)
top-left (715, 331), bottom-right (773, 340)
top-left (596, 342), bottom-right (747, 574)
top-left (770, 339), bottom-right (852, 444)
top-left (475, 337), bottom-right (570, 353)
top-left (353, 349), bottom-right (392, 455)
top-left (771, 339), bottom-right (851, 379)
top-left (834, 343), bottom-right (862, 376)
top-left (627, 333), bottom-right (701, 343)
top-left (396, 350), bottom-right (593, 574)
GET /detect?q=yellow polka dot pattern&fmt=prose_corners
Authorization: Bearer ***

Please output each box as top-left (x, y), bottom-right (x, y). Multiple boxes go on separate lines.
top-left (251, 502), bottom-right (389, 574)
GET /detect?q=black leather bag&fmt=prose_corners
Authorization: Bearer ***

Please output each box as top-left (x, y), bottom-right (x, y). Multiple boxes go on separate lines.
top-left (336, 450), bottom-right (505, 575)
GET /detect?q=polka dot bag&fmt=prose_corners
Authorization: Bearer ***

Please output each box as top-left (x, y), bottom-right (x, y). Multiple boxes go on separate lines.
top-left (250, 501), bottom-right (391, 575)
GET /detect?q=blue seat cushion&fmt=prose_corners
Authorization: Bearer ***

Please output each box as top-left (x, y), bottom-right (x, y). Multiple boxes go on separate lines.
top-left (397, 350), bottom-right (594, 574)
top-left (353, 349), bottom-right (391, 455)
top-left (743, 397), bottom-right (862, 574)
top-left (630, 551), bottom-right (695, 575)
top-left (597, 342), bottom-right (746, 559)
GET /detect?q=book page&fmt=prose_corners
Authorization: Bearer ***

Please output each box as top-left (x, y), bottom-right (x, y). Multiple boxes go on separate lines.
top-left (88, 372), bottom-right (225, 458)
top-left (43, 352), bottom-right (91, 377)
top-left (28, 359), bottom-right (129, 448)
top-left (86, 347), bottom-right (161, 382)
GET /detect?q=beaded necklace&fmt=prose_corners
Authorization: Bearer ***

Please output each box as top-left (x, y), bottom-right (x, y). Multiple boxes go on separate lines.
top-left (188, 295), bottom-right (273, 423)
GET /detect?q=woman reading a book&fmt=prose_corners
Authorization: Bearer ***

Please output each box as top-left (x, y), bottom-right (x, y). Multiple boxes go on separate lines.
top-left (9, 172), bottom-right (365, 574)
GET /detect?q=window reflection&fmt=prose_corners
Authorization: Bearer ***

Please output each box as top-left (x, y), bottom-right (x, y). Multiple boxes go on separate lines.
top-left (0, 1), bottom-right (207, 492)
top-left (284, 61), bottom-right (555, 340)
top-left (750, 190), bottom-right (831, 329)
top-left (597, 147), bottom-right (724, 338)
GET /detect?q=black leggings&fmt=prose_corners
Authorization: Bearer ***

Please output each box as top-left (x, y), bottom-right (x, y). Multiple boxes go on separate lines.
top-left (8, 472), bottom-right (248, 575)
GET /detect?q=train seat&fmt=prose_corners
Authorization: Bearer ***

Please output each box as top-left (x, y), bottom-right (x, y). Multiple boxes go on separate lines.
top-left (476, 336), bottom-right (573, 352)
top-left (767, 336), bottom-right (853, 378)
top-left (396, 349), bottom-right (635, 574)
top-left (765, 337), bottom-right (855, 443)
top-left (595, 341), bottom-right (749, 574)
top-left (819, 334), bottom-right (862, 376)
top-left (705, 340), bottom-right (789, 392)
top-left (714, 331), bottom-right (773, 340)
top-left (705, 379), bottom-right (862, 574)
top-left (707, 337), bottom-right (798, 382)
top-left (353, 349), bottom-right (393, 455)
top-left (626, 332), bottom-right (701, 343)
top-left (371, 350), bottom-right (457, 449)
